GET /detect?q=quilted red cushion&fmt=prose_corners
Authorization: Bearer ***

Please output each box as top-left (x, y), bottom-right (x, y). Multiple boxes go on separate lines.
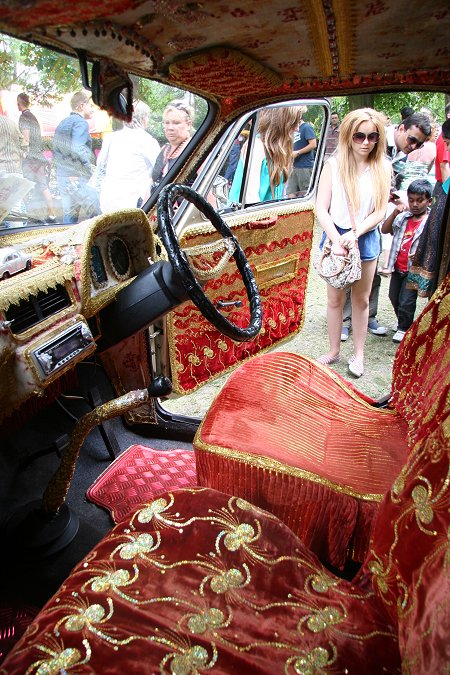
top-left (86, 444), bottom-right (197, 522)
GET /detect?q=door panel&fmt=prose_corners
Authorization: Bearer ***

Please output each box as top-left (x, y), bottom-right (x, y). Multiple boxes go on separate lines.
top-left (167, 201), bottom-right (314, 393)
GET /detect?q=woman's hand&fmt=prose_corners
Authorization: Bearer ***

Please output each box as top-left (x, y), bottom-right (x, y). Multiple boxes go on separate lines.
top-left (331, 240), bottom-right (350, 256)
top-left (338, 230), bottom-right (357, 250)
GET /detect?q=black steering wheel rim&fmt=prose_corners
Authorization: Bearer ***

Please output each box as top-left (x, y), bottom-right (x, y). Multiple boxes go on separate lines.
top-left (157, 183), bottom-right (262, 341)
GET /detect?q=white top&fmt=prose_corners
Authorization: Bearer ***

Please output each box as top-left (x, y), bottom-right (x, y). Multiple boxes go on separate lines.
top-left (328, 156), bottom-right (375, 231)
top-left (97, 127), bottom-right (160, 212)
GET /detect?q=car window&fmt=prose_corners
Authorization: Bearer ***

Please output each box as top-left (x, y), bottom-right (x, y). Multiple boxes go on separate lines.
top-left (0, 32), bottom-right (208, 232)
top-left (204, 102), bottom-right (327, 212)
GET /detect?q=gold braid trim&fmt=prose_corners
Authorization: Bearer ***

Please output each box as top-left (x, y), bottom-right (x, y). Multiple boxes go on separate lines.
top-left (182, 201), bottom-right (315, 238)
top-left (194, 431), bottom-right (384, 502)
top-left (333, 0), bottom-right (355, 77)
top-left (303, 0), bottom-right (333, 77)
top-left (0, 261), bottom-right (73, 312)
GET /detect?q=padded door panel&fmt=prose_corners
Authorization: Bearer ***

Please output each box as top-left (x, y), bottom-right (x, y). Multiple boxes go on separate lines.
top-left (167, 201), bottom-right (314, 393)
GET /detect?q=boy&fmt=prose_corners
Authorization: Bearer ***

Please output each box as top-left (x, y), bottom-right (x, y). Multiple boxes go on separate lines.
top-left (381, 178), bottom-right (432, 343)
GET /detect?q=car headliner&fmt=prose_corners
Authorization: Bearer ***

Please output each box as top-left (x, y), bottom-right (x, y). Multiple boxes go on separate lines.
top-left (0, 0), bottom-right (449, 117)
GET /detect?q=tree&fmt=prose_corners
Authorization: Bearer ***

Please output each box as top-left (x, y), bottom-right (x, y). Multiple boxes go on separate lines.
top-left (330, 92), bottom-right (446, 125)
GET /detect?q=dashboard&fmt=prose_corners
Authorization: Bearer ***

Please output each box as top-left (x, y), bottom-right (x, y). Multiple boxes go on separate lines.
top-left (0, 209), bottom-right (157, 422)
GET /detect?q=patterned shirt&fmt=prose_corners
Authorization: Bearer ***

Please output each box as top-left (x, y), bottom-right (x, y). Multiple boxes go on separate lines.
top-left (387, 210), bottom-right (428, 272)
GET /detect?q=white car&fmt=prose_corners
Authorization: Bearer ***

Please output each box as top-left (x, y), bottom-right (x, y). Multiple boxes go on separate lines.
top-left (0, 246), bottom-right (31, 279)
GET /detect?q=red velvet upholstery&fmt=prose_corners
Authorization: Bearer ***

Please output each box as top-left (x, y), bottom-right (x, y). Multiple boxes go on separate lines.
top-left (194, 274), bottom-right (450, 569)
top-left (362, 426), bottom-right (450, 670)
top-left (2, 488), bottom-right (402, 674)
top-left (3, 423), bottom-right (449, 673)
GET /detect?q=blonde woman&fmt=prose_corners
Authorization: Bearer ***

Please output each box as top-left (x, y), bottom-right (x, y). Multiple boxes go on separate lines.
top-left (315, 108), bottom-right (391, 377)
top-left (151, 99), bottom-right (194, 189)
top-left (229, 106), bottom-right (302, 204)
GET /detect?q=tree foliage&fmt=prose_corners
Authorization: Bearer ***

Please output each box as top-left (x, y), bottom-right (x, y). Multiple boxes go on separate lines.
top-left (330, 92), bottom-right (447, 125)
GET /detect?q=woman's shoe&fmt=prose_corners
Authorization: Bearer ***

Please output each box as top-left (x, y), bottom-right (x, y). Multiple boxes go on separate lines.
top-left (317, 353), bottom-right (341, 366)
top-left (348, 356), bottom-right (364, 378)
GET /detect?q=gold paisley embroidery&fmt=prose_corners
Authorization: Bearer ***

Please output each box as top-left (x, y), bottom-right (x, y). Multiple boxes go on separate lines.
top-left (187, 608), bottom-right (226, 634)
top-left (368, 560), bottom-right (389, 595)
top-left (216, 339), bottom-right (228, 352)
top-left (286, 645), bottom-right (336, 674)
top-left (305, 606), bottom-right (343, 633)
top-left (160, 644), bottom-right (217, 673)
top-left (412, 484), bottom-right (434, 526)
top-left (203, 347), bottom-right (214, 359)
top-left (209, 567), bottom-right (246, 593)
top-left (29, 638), bottom-right (91, 673)
top-left (309, 572), bottom-right (338, 594)
top-left (223, 523), bottom-right (257, 551)
top-left (116, 532), bottom-right (161, 559)
top-left (87, 567), bottom-right (137, 593)
top-left (137, 497), bottom-right (172, 523)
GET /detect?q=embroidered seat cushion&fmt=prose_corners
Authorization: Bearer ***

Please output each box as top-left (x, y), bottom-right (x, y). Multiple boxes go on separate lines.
top-left (2, 487), bottom-right (401, 673)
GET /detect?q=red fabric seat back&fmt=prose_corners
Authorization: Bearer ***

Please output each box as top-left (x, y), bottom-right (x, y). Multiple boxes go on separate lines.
top-left (390, 273), bottom-right (450, 450)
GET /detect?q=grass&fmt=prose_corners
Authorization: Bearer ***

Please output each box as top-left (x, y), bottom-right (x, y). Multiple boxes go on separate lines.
top-left (163, 224), bottom-right (428, 417)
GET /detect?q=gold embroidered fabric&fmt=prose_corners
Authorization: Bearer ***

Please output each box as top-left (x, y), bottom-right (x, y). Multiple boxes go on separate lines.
top-left (1, 488), bottom-right (401, 673)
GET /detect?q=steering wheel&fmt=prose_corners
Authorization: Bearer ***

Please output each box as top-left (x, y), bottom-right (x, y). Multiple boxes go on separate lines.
top-left (157, 184), bottom-right (262, 341)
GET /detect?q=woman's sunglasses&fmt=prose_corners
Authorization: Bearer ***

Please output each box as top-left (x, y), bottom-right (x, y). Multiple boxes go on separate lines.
top-left (352, 132), bottom-right (380, 143)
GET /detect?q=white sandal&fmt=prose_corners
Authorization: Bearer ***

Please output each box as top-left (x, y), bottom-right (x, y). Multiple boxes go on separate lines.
top-left (348, 356), bottom-right (364, 378)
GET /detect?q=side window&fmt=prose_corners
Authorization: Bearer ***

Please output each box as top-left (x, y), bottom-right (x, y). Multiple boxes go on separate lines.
top-left (206, 102), bottom-right (327, 211)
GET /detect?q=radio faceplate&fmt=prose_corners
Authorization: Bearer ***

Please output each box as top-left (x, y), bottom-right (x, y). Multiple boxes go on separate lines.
top-left (31, 321), bottom-right (94, 380)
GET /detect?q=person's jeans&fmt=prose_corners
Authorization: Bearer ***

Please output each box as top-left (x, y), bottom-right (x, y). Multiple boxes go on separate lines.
top-left (342, 272), bottom-right (381, 328)
top-left (388, 270), bottom-right (418, 331)
top-left (57, 175), bottom-right (100, 224)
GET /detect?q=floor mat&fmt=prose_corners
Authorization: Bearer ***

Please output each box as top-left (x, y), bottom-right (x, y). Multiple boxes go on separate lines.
top-left (86, 445), bottom-right (197, 523)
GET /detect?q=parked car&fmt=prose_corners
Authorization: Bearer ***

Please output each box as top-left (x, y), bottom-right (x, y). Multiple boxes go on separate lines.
top-left (0, 246), bottom-right (31, 279)
top-left (0, 1), bottom-right (448, 672)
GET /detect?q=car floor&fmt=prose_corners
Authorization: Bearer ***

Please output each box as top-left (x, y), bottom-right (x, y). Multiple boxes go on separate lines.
top-left (0, 360), bottom-right (194, 610)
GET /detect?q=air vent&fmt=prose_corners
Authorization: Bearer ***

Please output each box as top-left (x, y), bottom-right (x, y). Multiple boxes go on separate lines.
top-left (5, 284), bottom-right (71, 334)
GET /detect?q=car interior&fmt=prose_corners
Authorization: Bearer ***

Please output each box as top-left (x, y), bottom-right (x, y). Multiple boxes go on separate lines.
top-left (0, 1), bottom-right (449, 672)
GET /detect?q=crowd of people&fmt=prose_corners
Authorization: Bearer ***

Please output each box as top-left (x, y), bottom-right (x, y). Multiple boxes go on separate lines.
top-left (226, 101), bottom-right (448, 379)
top-left (1, 89), bottom-right (448, 381)
top-left (0, 91), bottom-right (195, 225)
top-left (316, 102), bottom-right (450, 378)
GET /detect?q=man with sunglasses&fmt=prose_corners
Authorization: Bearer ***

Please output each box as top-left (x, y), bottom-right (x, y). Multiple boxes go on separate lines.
top-left (389, 112), bottom-right (432, 183)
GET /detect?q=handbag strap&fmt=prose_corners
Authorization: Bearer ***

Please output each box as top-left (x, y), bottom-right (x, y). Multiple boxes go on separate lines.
top-left (344, 188), bottom-right (357, 237)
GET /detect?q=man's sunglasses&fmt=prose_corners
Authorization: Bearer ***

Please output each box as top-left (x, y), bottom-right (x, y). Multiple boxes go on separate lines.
top-left (352, 132), bottom-right (380, 143)
top-left (406, 135), bottom-right (424, 149)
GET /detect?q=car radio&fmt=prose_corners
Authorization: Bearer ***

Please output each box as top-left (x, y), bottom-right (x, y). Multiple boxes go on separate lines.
top-left (31, 321), bottom-right (95, 380)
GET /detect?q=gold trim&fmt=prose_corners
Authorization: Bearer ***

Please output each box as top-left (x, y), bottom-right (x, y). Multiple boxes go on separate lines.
top-left (182, 200), bottom-right (315, 238)
top-left (23, 315), bottom-right (96, 388)
top-left (0, 261), bottom-right (73, 313)
top-left (255, 254), bottom-right (299, 290)
top-left (332, 0), bottom-right (354, 77)
top-left (79, 209), bottom-right (155, 317)
top-left (9, 279), bottom-right (78, 344)
top-left (194, 431), bottom-right (384, 503)
top-left (303, 0), bottom-right (333, 77)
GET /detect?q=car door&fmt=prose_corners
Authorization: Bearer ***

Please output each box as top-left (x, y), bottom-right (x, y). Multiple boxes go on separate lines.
top-left (163, 99), bottom-right (330, 394)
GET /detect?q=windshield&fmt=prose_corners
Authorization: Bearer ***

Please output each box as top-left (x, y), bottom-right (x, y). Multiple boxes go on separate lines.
top-left (0, 32), bottom-right (208, 231)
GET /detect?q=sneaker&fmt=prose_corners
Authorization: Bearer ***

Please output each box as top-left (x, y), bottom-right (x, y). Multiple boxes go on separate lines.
top-left (392, 329), bottom-right (406, 343)
top-left (341, 326), bottom-right (349, 341)
top-left (368, 319), bottom-right (388, 336)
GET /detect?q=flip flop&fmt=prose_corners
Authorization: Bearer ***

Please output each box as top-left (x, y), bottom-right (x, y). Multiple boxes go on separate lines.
top-left (317, 353), bottom-right (341, 365)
